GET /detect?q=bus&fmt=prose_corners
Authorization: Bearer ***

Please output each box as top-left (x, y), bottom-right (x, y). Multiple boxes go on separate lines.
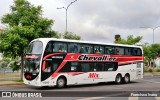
top-left (23, 38), bottom-right (143, 88)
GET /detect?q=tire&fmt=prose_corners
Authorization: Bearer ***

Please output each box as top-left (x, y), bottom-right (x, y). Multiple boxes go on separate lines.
top-left (115, 74), bottom-right (122, 84)
top-left (56, 77), bottom-right (66, 88)
top-left (123, 74), bottom-right (130, 84)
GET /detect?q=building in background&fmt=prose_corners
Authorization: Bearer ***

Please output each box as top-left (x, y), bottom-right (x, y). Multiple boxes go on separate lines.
top-left (155, 57), bottom-right (160, 68)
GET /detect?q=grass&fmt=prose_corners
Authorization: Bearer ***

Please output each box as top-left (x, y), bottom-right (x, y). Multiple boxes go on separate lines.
top-left (0, 72), bottom-right (21, 81)
top-left (144, 72), bottom-right (160, 76)
top-left (0, 72), bottom-right (20, 76)
top-left (144, 67), bottom-right (160, 76)
top-left (14, 79), bottom-right (23, 82)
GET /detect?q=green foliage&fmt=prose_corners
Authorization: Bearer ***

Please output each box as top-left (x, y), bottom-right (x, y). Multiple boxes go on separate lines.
top-left (148, 68), bottom-right (153, 73)
top-left (0, 57), bottom-right (20, 72)
top-left (114, 34), bottom-right (121, 42)
top-left (0, 58), bottom-right (11, 69)
top-left (0, 0), bottom-right (60, 79)
top-left (10, 62), bottom-right (20, 72)
top-left (143, 44), bottom-right (160, 63)
top-left (144, 67), bottom-right (148, 72)
top-left (1, 0), bottom-right (60, 58)
top-left (144, 67), bottom-right (160, 72)
top-left (156, 68), bottom-right (160, 72)
top-left (63, 32), bottom-right (81, 40)
top-left (114, 34), bottom-right (142, 45)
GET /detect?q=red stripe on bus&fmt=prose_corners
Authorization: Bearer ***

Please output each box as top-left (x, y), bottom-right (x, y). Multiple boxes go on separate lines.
top-left (51, 61), bottom-right (67, 79)
top-left (42, 61), bottom-right (46, 72)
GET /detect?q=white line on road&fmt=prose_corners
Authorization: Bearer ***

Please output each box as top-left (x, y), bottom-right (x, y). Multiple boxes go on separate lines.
top-left (155, 97), bottom-right (160, 100)
top-left (142, 79), bottom-right (160, 83)
top-left (76, 97), bottom-right (106, 100)
top-left (128, 97), bottom-right (138, 100)
top-left (76, 92), bottom-right (128, 100)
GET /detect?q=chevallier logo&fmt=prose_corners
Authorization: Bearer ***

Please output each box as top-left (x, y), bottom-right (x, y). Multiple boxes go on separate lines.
top-left (78, 55), bottom-right (116, 61)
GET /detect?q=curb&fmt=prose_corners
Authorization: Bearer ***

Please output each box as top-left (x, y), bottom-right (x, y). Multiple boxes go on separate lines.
top-left (0, 82), bottom-right (24, 86)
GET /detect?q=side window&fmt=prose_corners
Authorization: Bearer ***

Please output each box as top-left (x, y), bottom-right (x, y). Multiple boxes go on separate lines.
top-left (125, 48), bottom-right (132, 56)
top-left (115, 47), bottom-right (124, 55)
top-left (71, 62), bottom-right (80, 72)
top-left (93, 63), bottom-right (104, 71)
top-left (94, 45), bottom-right (104, 54)
top-left (45, 42), bottom-right (52, 53)
top-left (52, 63), bottom-right (58, 71)
top-left (79, 44), bottom-right (93, 54)
top-left (81, 63), bottom-right (92, 72)
top-left (53, 42), bottom-right (67, 53)
top-left (105, 46), bottom-right (115, 54)
top-left (79, 45), bottom-right (85, 53)
top-left (132, 48), bottom-right (142, 56)
top-left (68, 43), bottom-right (79, 53)
top-left (59, 62), bottom-right (71, 72)
top-left (105, 62), bottom-right (118, 71)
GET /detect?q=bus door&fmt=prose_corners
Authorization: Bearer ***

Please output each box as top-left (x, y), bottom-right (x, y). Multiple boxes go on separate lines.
top-left (41, 59), bottom-right (52, 82)
top-left (42, 58), bottom-right (62, 82)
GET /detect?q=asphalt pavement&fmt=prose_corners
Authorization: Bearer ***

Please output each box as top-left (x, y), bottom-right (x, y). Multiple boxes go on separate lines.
top-left (0, 76), bottom-right (160, 100)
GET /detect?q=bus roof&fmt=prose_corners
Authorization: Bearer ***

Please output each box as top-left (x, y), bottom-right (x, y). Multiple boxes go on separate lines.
top-left (32, 38), bottom-right (142, 49)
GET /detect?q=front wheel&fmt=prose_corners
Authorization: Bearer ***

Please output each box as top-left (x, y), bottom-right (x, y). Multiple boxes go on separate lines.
top-left (115, 74), bottom-right (122, 84)
top-left (56, 77), bottom-right (66, 88)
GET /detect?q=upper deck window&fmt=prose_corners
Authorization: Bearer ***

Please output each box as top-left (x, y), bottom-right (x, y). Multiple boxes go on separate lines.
top-left (45, 41), bottom-right (67, 53)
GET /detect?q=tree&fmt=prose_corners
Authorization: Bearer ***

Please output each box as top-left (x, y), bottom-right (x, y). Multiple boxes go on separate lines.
top-left (0, 58), bottom-right (11, 72)
top-left (63, 32), bottom-right (81, 40)
top-left (0, 0), bottom-right (60, 80)
top-left (114, 34), bottom-right (142, 45)
top-left (114, 34), bottom-right (121, 42)
top-left (143, 44), bottom-right (160, 67)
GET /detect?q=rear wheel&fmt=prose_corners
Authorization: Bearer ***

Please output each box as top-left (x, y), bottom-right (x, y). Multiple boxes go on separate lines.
top-left (115, 74), bottom-right (122, 84)
top-left (56, 77), bottom-right (66, 88)
top-left (123, 74), bottom-right (130, 84)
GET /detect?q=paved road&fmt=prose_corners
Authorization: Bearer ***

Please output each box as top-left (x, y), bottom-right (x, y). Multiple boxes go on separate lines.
top-left (0, 76), bottom-right (160, 100)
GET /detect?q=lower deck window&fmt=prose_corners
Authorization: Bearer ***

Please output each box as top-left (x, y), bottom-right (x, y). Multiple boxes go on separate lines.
top-left (59, 62), bottom-right (118, 72)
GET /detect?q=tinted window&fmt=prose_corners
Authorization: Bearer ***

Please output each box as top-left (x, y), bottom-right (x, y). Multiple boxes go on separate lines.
top-left (93, 63), bottom-right (104, 71)
top-left (124, 47), bottom-right (142, 56)
top-left (71, 62), bottom-right (80, 72)
top-left (115, 47), bottom-right (124, 55)
top-left (45, 42), bottom-right (52, 53)
top-left (105, 46), bottom-right (115, 54)
top-left (94, 45), bottom-right (104, 54)
top-left (68, 43), bottom-right (79, 53)
top-left (132, 48), bottom-right (142, 56)
top-left (81, 63), bottom-right (93, 72)
top-left (79, 44), bottom-right (93, 54)
top-left (105, 62), bottom-right (118, 71)
top-left (125, 48), bottom-right (132, 56)
top-left (52, 42), bottom-right (67, 53)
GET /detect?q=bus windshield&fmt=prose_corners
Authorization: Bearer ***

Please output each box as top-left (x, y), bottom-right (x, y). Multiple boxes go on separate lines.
top-left (27, 41), bottom-right (43, 54)
top-left (24, 41), bottom-right (43, 75)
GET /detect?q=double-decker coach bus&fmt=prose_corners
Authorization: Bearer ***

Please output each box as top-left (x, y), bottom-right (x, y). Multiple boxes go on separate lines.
top-left (23, 38), bottom-right (143, 88)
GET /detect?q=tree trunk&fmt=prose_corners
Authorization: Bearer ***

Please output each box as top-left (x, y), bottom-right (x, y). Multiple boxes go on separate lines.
top-left (20, 54), bottom-right (24, 80)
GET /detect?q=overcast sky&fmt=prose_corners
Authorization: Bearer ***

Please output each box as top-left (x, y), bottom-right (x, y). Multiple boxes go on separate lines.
top-left (1, 0), bottom-right (160, 44)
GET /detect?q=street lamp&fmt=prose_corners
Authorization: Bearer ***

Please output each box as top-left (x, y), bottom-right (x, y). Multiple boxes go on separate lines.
top-left (57, 0), bottom-right (78, 32)
top-left (141, 26), bottom-right (160, 44)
